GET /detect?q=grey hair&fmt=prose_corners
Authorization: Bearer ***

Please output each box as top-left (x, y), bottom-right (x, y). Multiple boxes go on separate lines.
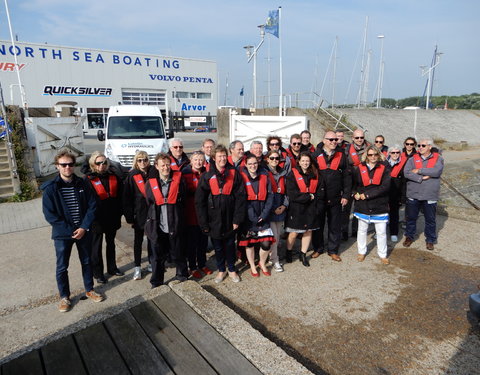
top-left (168, 137), bottom-right (184, 147)
top-left (250, 140), bottom-right (263, 147)
top-left (388, 144), bottom-right (402, 153)
top-left (420, 138), bottom-right (433, 146)
top-left (229, 140), bottom-right (243, 150)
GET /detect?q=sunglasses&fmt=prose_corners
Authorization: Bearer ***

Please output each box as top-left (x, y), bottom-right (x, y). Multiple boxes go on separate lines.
top-left (269, 142), bottom-right (280, 146)
top-left (292, 142), bottom-right (301, 146)
top-left (375, 140), bottom-right (384, 144)
top-left (58, 162), bottom-right (74, 168)
top-left (325, 138), bottom-right (338, 142)
top-left (390, 151), bottom-right (400, 154)
top-left (95, 160), bottom-right (108, 166)
top-left (137, 158), bottom-right (149, 163)
top-left (269, 156), bottom-right (280, 161)
top-left (367, 153), bottom-right (378, 157)
top-left (405, 142), bottom-right (415, 146)
top-left (418, 144), bottom-right (429, 148)
top-left (172, 145), bottom-right (184, 149)
top-left (354, 136), bottom-right (365, 140)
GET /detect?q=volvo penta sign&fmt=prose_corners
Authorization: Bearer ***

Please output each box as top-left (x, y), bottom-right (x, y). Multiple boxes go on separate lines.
top-left (0, 40), bottom-right (217, 117)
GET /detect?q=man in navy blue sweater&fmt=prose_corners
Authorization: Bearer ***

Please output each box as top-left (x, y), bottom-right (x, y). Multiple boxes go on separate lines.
top-left (42, 150), bottom-right (104, 312)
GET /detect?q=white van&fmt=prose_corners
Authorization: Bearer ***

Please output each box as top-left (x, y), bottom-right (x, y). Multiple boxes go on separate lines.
top-left (97, 105), bottom-right (173, 167)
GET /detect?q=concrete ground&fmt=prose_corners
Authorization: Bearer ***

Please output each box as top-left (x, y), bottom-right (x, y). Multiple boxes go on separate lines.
top-left (0, 147), bottom-right (479, 374)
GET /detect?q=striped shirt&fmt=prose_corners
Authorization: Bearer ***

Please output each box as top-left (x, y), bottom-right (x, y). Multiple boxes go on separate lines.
top-left (60, 184), bottom-right (81, 226)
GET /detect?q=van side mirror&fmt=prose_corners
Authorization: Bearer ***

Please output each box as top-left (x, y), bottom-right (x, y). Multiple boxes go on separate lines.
top-left (166, 129), bottom-right (174, 139)
top-left (97, 129), bottom-right (105, 141)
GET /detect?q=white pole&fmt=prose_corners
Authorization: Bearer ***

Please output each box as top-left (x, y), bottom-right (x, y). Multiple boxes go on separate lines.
top-left (278, 6), bottom-right (283, 116)
top-left (267, 37), bottom-right (271, 108)
top-left (357, 16), bottom-right (368, 108)
top-left (253, 49), bottom-right (257, 109)
top-left (376, 35), bottom-right (385, 108)
top-left (332, 36), bottom-right (338, 108)
top-left (4, 0), bottom-right (28, 116)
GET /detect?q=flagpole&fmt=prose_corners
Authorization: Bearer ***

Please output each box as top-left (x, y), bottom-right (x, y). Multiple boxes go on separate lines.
top-left (278, 6), bottom-right (283, 116)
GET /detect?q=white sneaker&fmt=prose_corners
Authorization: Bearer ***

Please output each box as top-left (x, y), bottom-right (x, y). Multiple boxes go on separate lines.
top-left (391, 235), bottom-right (398, 242)
top-left (146, 264), bottom-right (152, 273)
top-left (133, 266), bottom-right (142, 280)
top-left (273, 262), bottom-right (284, 272)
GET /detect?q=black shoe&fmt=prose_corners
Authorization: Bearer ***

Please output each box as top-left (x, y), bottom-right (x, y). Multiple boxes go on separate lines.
top-left (351, 231), bottom-right (357, 238)
top-left (285, 251), bottom-right (293, 263)
top-left (96, 276), bottom-right (107, 284)
top-left (108, 269), bottom-right (124, 277)
top-left (342, 232), bottom-right (348, 241)
top-left (151, 283), bottom-right (163, 289)
top-left (300, 253), bottom-right (310, 267)
top-left (175, 275), bottom-right (188, 282)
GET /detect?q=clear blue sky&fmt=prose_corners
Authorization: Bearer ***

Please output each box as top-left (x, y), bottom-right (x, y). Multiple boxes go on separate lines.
top-left (1, 0), bottom-right (477, 107)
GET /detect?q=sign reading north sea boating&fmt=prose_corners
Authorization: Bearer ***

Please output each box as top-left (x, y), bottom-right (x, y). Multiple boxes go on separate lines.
top-left (0, 40), bottom-right (217, 117)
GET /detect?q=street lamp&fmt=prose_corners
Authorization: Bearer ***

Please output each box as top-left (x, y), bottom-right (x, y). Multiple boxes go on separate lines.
top-left (421, 48), bottom-right (443, 110)
top-left (243, 24), bottom-right (265, 109)
top-left (376, 35), bottom-right (385, 109)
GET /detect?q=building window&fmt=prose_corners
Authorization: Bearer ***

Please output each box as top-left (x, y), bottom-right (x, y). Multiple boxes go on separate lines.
top-left (122, 91), bottom-right (165, 105)
top-left (196, 92), bottom-right (212, 99)
top-left (173, 91), bottom-right (189, 99)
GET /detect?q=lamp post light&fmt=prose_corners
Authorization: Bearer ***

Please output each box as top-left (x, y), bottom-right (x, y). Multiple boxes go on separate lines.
top-left (376, 35), bottom-right (385, 109)
top-left (243, 24), bottom-right (265, 109)
top-left (421, 49), bottom-right (443, 110)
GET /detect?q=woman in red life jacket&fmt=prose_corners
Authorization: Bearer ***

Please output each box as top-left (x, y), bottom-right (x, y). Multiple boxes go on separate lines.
top-left (402, 137), bottom-right (417, 159)
top-left (266, 135), bottom-right (291, 173)
top-left (285, 152), bottom-right (325, 267)
top-left (183, 151), bottom-right (213, 279)
top-left (386, 145), bottom-right (407, 242)
top-left (265, 150), bottom-right (289, 273)
top-left (85, 151), bottom-right (124, 284)
top-left (238, 154), bottom-right (275, 277)
top-left (123, 151), bottom-right (152, 280)
top-left (352, 146), bottom-right (391, 264)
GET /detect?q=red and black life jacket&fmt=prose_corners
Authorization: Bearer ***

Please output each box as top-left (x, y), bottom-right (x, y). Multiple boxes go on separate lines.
top-left (413, 153), bottom-right (439, 169)
top-left (240, 172), bottom-right (267, 201)
top-left (285, 148), bottom-right (298, 169)
top-left (132, 173), bottom-right (146, 198)
top-left (183, 170), bottom-right (201, 192)
top-left (292, 168), bottom-right (318, 193)
top-left (348, 144), bottom-right (362, 166)
top-left (390, 154), bottom-right (408, 178)
top-left (227, 155), bottom-right (245, 168)
top-left (169, 155), bottom-right (180, 171)
top-left (209, 169), bottom-right (236, 195)
top-left (89, 175), bottom-right (117, 200)
top-left (148, 171), bottom-right (181, 205)
top-left (268, 172), bottom-right (286, 194)
top-left (358, 164), bottom-right (386, 186)
top-left (316, 151), bottom-right (342, 171)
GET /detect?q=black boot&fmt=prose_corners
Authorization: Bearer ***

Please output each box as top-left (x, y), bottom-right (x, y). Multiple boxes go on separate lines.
top-left (300, 252), bottom-right (310, 267)
top-left (285, 250), bottom-right (293, 263)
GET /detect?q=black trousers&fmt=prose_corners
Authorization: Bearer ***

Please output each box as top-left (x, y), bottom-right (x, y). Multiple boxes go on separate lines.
top-left (91, 229), bottom-right (118, 278)
top-left (150, 232), bottom-right (188, 287)
top-left (133, 227), bottom-right (152, 267)
top-left (388, 198), bottom-right (401, 236)
top-left (341, 197), bottom-right (358, 235)
top-left (312, 203), bottom-right (342, 254)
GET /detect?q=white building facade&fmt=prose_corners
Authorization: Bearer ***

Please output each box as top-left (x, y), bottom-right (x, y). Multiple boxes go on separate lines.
top-left (0, 40), bottom-right (217, 133)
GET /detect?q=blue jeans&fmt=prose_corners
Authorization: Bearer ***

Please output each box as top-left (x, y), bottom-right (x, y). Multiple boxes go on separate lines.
top-left (405, 199), bottom-right (437, 243)
top-left (54, 234), bottom-right (94, 298)
top-left (211, 236), bottom-right (236, 272)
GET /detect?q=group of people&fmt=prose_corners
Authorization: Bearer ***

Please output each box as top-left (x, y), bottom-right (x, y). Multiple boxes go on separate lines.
top-left (42, 129), bottom-right (444, 312)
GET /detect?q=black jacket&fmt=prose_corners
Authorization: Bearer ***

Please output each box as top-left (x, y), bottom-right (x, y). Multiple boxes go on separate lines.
top-left (313, 146), bottom-right (352, 205)
top-left (352, 163), bottom-right (391, 215)
top-left (84, 171), bottom-right (123, 233)
top-left (42, 174), bottom-right (97, 240)
top-left (195, 164), bottom-right (246, 239)
top-left (285, 167), bottom-right (325, 230)
top-left (123, 166), bottom-right (151, 230)
top-left (239, 168), bottom-right (274, 232)
top-left (144, 169), bottom-right (187, 244)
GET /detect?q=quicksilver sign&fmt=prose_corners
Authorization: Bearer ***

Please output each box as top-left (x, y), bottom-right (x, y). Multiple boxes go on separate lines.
top-left (43, 86), bottom-right (112, 96)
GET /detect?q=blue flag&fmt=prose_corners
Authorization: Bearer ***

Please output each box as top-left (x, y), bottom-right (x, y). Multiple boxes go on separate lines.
top-left (240, 87), bottom-right (244, 96)
top-left (265, 9), bottom-right (279, 38)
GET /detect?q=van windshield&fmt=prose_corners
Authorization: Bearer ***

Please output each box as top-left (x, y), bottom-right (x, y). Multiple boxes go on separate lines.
top-left (107, 116), bottom-right (165, 139)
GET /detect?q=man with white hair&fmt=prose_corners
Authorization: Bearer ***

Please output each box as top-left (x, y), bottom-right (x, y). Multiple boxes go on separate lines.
top-left (403, 139), bottom-right (444, 250)
top-left (168, 137), bottom-right (190, 171)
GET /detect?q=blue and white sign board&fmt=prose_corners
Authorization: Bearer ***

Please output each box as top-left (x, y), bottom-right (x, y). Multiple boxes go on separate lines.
top-left (0, 41), bottom-right (217, 115)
